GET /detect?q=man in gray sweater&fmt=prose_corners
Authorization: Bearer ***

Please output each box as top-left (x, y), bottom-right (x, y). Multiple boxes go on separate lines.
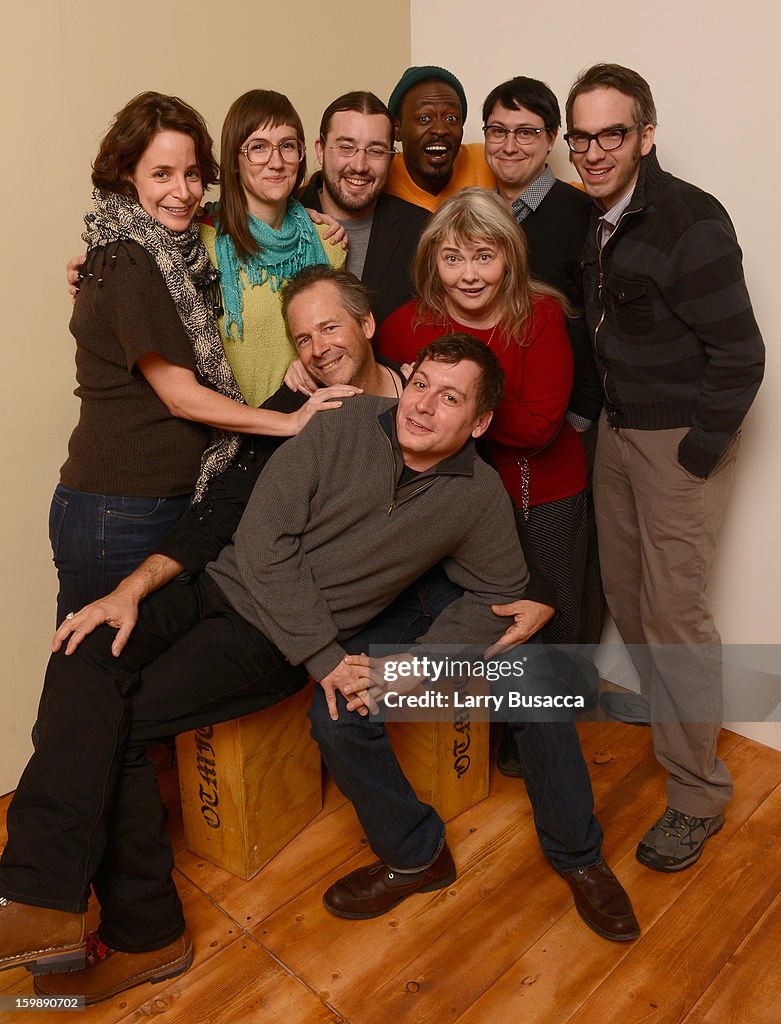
top-left (0, 332), bottom-right (552, 1001)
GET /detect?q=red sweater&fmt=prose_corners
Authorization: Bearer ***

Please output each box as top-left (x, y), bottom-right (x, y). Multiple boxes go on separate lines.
top-left (376, 297), bottom-right (586, 508)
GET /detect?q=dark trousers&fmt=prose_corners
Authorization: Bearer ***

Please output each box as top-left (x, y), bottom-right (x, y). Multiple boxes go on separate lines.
top-left (310, 566), bottom-right (603, 872)
top-left (577, 422), bottom-right (606, 645)
top-left (0, 574), bottom-right (304, 952)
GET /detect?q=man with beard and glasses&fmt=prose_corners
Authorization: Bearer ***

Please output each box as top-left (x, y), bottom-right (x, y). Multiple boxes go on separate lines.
top-left (384, 65), bottom-right (495, 212)
top-left (566, 63), bottom-right (764, 872)
top-left (299, 91), bottom-right (429, 327)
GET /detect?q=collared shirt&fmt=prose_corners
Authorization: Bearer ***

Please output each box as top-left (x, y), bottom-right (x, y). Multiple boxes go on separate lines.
top-left (599, 187), bottom-right (636, 248)
top-left (508, 164), bottom-right (556, 224)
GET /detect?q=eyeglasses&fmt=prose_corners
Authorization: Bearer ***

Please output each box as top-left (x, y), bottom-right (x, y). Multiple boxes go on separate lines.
top-left (563, 125), bottom-right (641, 153)
top-left (483, 125), bottom-right (549, 145)
top-left (238, 138), bottom-right (305, 165)
top-left (324, 141), bottom-right (396, 161)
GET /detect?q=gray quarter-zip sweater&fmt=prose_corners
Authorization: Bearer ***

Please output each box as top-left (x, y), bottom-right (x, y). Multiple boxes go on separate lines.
top-left (206, 395), bottom-right (530, 680)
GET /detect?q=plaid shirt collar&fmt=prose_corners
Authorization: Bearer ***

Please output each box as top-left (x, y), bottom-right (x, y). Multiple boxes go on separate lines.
top-left (508, 165), bottom-right (556, 223)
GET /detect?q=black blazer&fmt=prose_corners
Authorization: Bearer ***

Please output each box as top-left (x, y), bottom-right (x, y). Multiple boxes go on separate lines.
top-left (521, 179), bottom-right (602, 422)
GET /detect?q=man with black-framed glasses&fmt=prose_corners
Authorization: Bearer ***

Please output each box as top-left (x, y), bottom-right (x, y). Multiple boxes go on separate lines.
top-left (566, 63), bottom-right (764, 874)
top-left (299, 91), bottom-right (429, 326)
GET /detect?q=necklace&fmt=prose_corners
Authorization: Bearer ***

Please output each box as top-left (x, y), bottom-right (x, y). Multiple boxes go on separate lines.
top-left (447, 316), bottom-right (500, 347)
top-left (383, 363), bottom-right (402, 398)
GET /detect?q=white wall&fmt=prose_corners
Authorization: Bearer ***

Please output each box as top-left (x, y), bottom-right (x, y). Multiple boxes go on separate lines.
top-left (412, 0), bottom-right (780, 746)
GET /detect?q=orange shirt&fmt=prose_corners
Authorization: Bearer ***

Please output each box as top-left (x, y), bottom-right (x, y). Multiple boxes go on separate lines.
top-left (384, 142), bottom-right (496, 212)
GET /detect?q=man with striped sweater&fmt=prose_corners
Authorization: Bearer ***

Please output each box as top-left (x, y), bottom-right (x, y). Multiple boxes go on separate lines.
top-left (565, 63), bottom-right (764, 872)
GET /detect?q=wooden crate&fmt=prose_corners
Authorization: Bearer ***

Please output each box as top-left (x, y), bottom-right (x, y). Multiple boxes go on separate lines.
top-left (176, 683), bottom-right (322, 880)
top-left (386, 715), bottom-right (489, 822)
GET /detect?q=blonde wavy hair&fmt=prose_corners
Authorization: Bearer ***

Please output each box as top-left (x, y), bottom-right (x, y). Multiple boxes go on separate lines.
top-left (412, 187), bottom-right (568, 344)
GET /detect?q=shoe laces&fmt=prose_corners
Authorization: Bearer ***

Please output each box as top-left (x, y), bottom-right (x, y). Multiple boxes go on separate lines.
top-left (85, 931), bottom-right (112, 964)
top-left (658, 807), bottom-right (691, 838)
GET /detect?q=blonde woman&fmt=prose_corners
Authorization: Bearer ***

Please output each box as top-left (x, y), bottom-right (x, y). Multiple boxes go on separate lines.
top-left (377, 187), bottom-right (587, 644)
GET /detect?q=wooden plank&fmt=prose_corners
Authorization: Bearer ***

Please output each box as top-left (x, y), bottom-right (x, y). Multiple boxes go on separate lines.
top-left (250, 722), bottom-right (658, 1022)
top-left (2, 869), bottom-right (244, 1022)
top-left (107, 939), bottom-right (336, 1024)
top-left (2, 724), bottom-right (773, 1024)
top-left (250, 720), bottom-right (655, 990)
top-left (679, 893), bottom-right (781, 1024)
top-left (173, 781), bottom-right (368, 928)
top-left (453, 738), bottom-right (781, 1024)
top-left (565, 782), bottom-right (781, 1024)
top-left (346, 732), bottom-right (772, 1024)
top-left (326, 746), bottom-right (671, 1024)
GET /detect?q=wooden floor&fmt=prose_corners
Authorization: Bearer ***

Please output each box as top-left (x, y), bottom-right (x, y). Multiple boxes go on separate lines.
top-left (1, 720), bottom-right (780, 1023)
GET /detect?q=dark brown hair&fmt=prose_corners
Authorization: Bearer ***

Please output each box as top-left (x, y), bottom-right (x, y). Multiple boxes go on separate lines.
top-left (218, 90), bottom-right (307, 261)
top-left (92, 91), bottom-right (218, 199)
top-left (566, 63), bottom-right (657, 130)
top-left (412, 333), bottom-right (505, 416)
top-left (318, 90), bottom-right (393, 147)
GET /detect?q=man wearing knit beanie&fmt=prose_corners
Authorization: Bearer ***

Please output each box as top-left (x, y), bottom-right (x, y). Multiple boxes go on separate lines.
top-left (385, 65), bottom-right (495, 212)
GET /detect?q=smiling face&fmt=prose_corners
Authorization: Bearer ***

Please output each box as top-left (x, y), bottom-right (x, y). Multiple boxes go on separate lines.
top-left (395, 80), bottom-right (464, 194)
top-left (238, 121), bottom-right (302, 223)
top-left (130, 130), bottom-right (203, 231)
top-left (396, 356), bottom-right (492, 471)
top-left (315, 110), bottom-right (393, 218)
top-left (569, 87), bottom-right (654, 210)
top-left (483, 102), bottom-right (556, 202)
top-left (285, 280), bottom-right (375, 388)
top-left (436, 236), bottom-right (507, 329)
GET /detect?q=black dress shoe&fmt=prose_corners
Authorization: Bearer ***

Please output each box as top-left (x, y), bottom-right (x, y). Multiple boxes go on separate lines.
top-left (496, 724), bottom-right (524, 778)
top-left (557, 859), bottom-right (640, 941)
top-left (323, 844), bottom-right (456, 920)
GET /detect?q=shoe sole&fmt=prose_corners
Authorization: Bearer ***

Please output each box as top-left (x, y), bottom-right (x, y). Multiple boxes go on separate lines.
top-left (323, 868), bottom-right (457, 920)
top-left (635, 820), bottom-right (725, 873)
top-left (2, 945), bottom-right (87, 976)
top-left (573, 906), bottom-right (640, 943)
top-left (34, 942), bottom-right (193, 1006)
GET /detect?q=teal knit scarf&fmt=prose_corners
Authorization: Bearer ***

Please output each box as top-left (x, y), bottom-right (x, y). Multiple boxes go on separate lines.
top-left (214, 200), bottom-right (328, 341)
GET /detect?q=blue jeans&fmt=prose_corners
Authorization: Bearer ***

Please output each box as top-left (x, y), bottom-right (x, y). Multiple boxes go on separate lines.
top-left (309, 565), bottom-right (603, 871)
top-left (49, 484), bottom-right (191, 625)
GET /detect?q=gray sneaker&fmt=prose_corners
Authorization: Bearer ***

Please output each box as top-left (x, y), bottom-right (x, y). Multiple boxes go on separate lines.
top-left (636, 807), bottom-right (725, 872)
top-left (600, 691), bottom-right (651, 726)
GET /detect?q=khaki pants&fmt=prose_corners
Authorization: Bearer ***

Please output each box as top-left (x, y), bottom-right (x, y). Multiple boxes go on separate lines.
top-left (594, 416), bottom-right (740, 816)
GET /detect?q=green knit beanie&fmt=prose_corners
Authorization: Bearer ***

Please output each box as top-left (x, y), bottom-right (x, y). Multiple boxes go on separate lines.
top-left (388, 66), bottom-right (468, 121)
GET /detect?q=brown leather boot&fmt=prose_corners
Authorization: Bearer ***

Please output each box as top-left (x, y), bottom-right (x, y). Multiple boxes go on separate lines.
top-left (34, 929), bottom-right (193, 1005)
top-left (0, 896), bottom-right (87, 974)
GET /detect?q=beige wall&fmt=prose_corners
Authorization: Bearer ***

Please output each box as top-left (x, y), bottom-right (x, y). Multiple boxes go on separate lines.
top-left (0, 2), bottom-right (411, 792)
top-left (412, 0), bottom-right (780, 746)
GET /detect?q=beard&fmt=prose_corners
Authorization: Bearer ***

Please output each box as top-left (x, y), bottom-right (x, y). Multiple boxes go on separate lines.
top-left (321, 166), bottom-right (381, 213)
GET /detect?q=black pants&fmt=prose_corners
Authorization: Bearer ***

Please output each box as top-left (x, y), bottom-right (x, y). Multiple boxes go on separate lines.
top-left (0, 574), bottom-right (303, 952)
